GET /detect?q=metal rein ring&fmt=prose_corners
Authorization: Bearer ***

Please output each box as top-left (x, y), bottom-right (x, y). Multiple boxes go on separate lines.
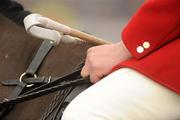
top-left (19, 72), bottom-right (37, 87)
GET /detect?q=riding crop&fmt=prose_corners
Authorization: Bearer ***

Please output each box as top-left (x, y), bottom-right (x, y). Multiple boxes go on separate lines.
top-left (24, 14), bottom-right (112, 45)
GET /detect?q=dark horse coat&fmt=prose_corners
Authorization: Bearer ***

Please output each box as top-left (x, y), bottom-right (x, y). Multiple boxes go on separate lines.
top-left (0, 14), bottom-right (92, 120)
top-left (0, 1), bottom-right (92, 119)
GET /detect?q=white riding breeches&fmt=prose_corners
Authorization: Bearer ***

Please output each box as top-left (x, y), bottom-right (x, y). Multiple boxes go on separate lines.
top-left (61, 68), bottom-right (180, 120)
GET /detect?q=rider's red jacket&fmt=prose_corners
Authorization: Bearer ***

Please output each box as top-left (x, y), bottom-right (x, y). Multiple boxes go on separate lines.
top-left (113, 0), bottom-right (180, 94)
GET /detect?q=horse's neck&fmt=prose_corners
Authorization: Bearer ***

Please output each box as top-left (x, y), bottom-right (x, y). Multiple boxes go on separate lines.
top-left (0, 15), bottom-right (95, 120)
top-left (0, 15), bottom-right (42, 80)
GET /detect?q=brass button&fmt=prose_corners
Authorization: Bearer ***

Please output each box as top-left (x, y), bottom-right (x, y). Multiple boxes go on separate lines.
top-left (143, 42), bottom-right (150, 49)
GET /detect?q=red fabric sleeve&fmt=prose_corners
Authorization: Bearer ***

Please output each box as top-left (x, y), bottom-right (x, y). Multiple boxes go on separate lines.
top-left (122, 0), bottom-right (180, 59)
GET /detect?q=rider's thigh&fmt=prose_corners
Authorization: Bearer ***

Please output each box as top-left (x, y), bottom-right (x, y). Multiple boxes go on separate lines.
top-left (62, 68), bottom-right (180, 120)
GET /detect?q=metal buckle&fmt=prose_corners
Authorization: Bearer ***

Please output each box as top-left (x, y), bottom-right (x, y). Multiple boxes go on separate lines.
top-left (19, 72), bottom-right (37, 87)
top-left (48, 76), bottom-right (52, 83)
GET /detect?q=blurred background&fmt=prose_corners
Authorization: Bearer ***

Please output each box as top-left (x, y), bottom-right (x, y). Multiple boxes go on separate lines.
top-left (18, 0), bottom-right (144, 43)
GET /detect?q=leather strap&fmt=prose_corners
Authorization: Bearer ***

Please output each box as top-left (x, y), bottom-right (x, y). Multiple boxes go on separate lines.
top-left (26, 40), bottom-right (53, 75)
top-left (2, 77), bottom-right (52, 86)
top-left (0, 68), bottom-right (91, 108)
top-left (0, 39), bottom-right (89, 119)
top-left (0, 81), bottom-right (27, 117)
top-left (0, 77), bottom-right (90, 109)
top-left (23, 69), bottom-right (82, 95)
top-left (0, 40), bottom-right (53, 118)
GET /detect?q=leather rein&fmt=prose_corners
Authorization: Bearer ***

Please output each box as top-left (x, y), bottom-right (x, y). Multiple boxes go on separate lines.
top-left (0, 40), bottom-right (90, 118)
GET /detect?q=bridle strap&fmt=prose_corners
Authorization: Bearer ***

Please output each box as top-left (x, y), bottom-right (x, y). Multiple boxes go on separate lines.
top-left (0, 40), bottom-right (54, 118)
top-left (2, 77), bottom-right (52, 86)
top-left (26, 40), bottom-right (53, 75)
top-left (0, 69), bottom-right (91, 109)
top-left (0, 39), bottom-right (90, 119)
